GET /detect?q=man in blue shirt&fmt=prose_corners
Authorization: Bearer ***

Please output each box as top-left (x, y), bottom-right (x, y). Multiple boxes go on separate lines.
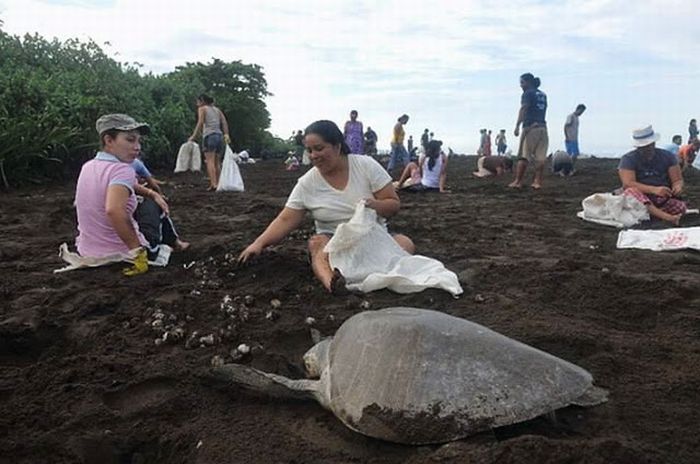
top-left (619, 125), bottom-right (686, 225)
top-left (509, 73), bottom-right (548, 189)
top-left (662, 135), bottom-right (682, 156)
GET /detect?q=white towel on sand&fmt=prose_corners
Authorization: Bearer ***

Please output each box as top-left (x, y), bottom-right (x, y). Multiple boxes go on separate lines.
top-left (54, 243), bottom-right (171, 273)
top-left (325, 202), bottom-right (463, 296)
top-left (617, 227), bottom-right (700, 251)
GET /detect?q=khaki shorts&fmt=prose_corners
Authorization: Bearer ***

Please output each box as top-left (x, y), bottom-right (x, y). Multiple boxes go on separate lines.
top-left (518, 125), bottom-right (548, 162)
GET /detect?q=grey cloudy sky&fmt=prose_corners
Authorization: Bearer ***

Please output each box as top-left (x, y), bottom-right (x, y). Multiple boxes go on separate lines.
top-left (1, 0), bottom-right (698, 154)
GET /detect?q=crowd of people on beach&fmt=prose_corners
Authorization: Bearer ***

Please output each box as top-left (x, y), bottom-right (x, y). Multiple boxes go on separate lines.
top-left (68, 72), bottom-right (697, 289)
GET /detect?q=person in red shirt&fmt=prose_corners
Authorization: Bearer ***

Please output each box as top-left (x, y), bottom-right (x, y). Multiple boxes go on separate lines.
top-left (677, 140), bottom-right (700, 171)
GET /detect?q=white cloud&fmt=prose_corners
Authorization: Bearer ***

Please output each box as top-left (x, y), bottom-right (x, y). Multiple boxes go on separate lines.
top-left (0, 0), bottom-right (697, 153)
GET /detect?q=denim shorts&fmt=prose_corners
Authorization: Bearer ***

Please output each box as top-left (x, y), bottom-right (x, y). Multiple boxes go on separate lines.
top-left (203, 133), bottom-right (225, 155)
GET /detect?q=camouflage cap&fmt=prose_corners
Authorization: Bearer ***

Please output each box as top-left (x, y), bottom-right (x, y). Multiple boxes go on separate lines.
top-left (95, 113), bottom-right (150, 135)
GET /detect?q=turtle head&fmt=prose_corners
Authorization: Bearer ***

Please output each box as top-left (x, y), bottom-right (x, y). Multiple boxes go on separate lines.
top-left (303, 338), bottom-right (331, 379)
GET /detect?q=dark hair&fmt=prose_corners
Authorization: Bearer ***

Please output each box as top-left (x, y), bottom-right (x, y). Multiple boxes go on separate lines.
top-left (198, 93), bottom-right (214, 105)
top-left (304, 120), bottom-right (350, 155)
top-left (350, 110), bottom-right (358, 116)
top-left (576, 104), bottom-right (587, 111)
top-left (398, 114), bottom-right (409, 122)
top-left (100, 128), bottom-right (121, 148)
top-left (691, 119), bottom-right (697, 124)
top-left (672, 134), bottom-right (683, 142)
top-left (520, 73), bottom-right (541, 88)
top-left (425, 139), bottom-right (443, 171)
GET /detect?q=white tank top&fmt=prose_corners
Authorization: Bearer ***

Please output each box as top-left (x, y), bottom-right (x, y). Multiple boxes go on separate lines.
top-left (421, 154), bottom-right (444, 188)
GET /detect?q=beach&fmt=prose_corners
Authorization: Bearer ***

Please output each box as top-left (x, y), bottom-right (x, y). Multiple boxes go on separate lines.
top-left (1, 156), bottom-right (699, 463)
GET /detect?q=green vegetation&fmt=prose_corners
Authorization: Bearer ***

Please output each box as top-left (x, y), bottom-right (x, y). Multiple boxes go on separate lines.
top-left (0, 23), bottom-right (290, 188)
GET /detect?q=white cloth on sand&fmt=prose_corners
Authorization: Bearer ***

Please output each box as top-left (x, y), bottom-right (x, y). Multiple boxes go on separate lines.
top-left (217, 145), bottom-right (245, 192)
top-left (54, 243), bottom-right (171, 273)
top-left (325, 202), bottom-right (463, 296)
top-left (576, 193), bottom-right (649, 228)
top-left (174, 141), bottom-right (202, 173)
top-left (617, 227), bottom-right (700, 251)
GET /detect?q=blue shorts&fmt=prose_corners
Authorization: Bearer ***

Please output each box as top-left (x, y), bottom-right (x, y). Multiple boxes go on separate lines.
top-left (565, 140), bottom-right (580, 158)
top-left (203, 133), bottom-right (225, 155)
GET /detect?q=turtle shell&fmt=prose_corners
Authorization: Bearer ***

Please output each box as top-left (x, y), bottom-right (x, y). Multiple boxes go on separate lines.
top-left (324, 307), bottom-right (602, 444)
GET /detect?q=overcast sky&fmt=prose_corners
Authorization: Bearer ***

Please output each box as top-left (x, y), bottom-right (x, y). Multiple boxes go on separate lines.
top-left (1, 0), bottom-right (698, 155)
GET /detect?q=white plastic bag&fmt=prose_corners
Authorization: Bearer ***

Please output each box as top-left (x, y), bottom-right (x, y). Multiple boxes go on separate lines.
top-left (325, 202), bottom-right (463, 295)
top-left (617, 227), bottom-right (700, 251)
top-left (174, 141), bottom-right (202, 173)
top-left (576, 192), bottom-right (649, 228)
top-left (217, 145), bottom-right (245, 192)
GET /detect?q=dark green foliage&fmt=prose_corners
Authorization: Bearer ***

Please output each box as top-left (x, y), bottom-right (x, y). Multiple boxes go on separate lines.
top-left (0, 25), bottom-right (276, 187)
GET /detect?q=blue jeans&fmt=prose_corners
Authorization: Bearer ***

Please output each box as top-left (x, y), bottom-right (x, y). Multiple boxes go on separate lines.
top-left (565, 140), bottom-right (580, 158)
top-left (388, 143), bottom-right (409, 170)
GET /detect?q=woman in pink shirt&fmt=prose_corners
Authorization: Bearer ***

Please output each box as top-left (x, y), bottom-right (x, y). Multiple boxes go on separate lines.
top-left (75, 114), bottom-right (188, 275)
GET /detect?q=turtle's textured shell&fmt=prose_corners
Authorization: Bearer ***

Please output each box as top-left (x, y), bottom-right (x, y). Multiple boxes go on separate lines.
top-left (324, 307), bottom-right (600, 444)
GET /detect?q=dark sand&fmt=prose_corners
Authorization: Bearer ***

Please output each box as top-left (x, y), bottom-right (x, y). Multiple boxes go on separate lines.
top-left (1, 156), bottom-right (699, 463)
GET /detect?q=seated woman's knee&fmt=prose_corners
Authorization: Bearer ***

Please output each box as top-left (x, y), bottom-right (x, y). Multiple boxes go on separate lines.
top-left (393, 234), bottom-right (415, 254)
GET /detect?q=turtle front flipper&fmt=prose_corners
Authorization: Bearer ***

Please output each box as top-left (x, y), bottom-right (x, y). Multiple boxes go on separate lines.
top-left (211, 364), bottom-right (320, 401)
top-left (571, 385), bottom-right (609, 407)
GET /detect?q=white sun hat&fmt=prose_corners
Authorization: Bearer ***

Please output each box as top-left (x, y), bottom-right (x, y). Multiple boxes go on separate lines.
top-left (631, 125), bottom-right (660, 147)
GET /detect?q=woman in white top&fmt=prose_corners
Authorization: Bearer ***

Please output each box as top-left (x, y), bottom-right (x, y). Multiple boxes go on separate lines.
top-left (239, 120), bottom-right (415, 293)
top-left (188, 94), bottom-right (231, 191)
top-left (396, 140), bottom-right (449, 192)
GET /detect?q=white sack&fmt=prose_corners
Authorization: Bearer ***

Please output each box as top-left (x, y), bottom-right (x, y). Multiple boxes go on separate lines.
top-left (617, 227), bottom-right (700, 251)
top-left (576, 192), bottom-right (649, 228)
top-left (174, 141), bottom-right (202, 173)
top-left (54, 243), bottom-right (171, 273)
top-left (302, 150), bottom-right (311, 166)
top-left (217, 145), bottom-right (245, 192)
top-left (325, 202), bottom-right (463, 296)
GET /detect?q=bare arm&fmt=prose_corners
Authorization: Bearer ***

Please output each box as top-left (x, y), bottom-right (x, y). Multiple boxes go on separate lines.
top-left (134, 183), bottom-right (169, 215)
top-left (514, 104), bottom-right (527, 136)
top-left (238, 207), bottom-right (306, 262)
top-left (619, 169), bottom-right (672, 197)
top-left (189, 107), bottom-right (205, 141)
top-left (668, 165), bottom-right (684, 196)
top-left (219, 108), bottom-right (230, 138)
top-left (105, 185), bottom-right (142, 250)
top-left (439, 155), bottom-right (448, 192)
top-left (365, 183), bottom-right (400, 218)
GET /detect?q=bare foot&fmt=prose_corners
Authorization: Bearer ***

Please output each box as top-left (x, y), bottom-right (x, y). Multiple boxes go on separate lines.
top-left (508, 181), bottom-right (522, 188)
top-left (330, 268), bottom-right (349, 296)
top-left (175, 240), bottom-right (191, 251)
top-left (206, 185), bottom-right (216, 192)
top-left (531, 183), bottom-right (542, 190)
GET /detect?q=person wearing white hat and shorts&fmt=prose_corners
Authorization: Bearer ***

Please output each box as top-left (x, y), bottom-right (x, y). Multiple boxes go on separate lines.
top-left (618, 125), bottom-right (687, 225)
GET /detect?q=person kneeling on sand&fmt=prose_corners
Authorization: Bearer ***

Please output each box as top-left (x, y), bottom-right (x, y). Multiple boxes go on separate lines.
top-left (677, 140), bottom-right (700, 171)
top-left (395, 140), bottom-right (449, 192)
top-left (473, 155), bottom-right (513, 178)
top-left (551, 150), bottom-right (574, 176)
top-left (618, 125), bottom-right (687, 226)
top-left (238, 120), bottom-right (415, 294)
top-left (74, 114), bottom-right (189, 276)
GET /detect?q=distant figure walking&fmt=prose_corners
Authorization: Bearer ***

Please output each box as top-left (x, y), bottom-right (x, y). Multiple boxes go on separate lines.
top-left (484, 130), bottom-right (492, 156)
top-left (421, 129), bottom-right (430, 150)
top-left (387, 114), bottom-right (410, 173)
top-left (509, 73), bottom-right (548, 189)
top-left (364, 126), bottom-right (378, 155)
top-left (189, 94), bottom-right (231, 191)
top-left (689, 119), bottom-right (698, 143)
top-left (495, 129), bottom-right (507, 155)
top-left (564, 104), bottom-right (586, 166)
top-left (344, 110), bottom-right (364, 154)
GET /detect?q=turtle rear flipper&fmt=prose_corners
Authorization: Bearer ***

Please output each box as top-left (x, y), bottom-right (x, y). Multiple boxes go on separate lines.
top-left (571, 385), bottom-right (609, 407)
top-left (211, 364), bottom-right (319, 401)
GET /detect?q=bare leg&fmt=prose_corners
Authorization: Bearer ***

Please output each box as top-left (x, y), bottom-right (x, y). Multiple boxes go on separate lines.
top-left (205, 152), bottom-right (219, 190)
top-left (392, 233), bottom-right (415, 254)
top-left (509, 160), bottom-right (527, 188)
top-left (397, 162), bottom-right (419, 188)
top-left (532, 160), bottom-right (545, 189)
top-left (308, 235), bottom-right (334, 291)
top-left (647, 203), bottom-right (681, 226)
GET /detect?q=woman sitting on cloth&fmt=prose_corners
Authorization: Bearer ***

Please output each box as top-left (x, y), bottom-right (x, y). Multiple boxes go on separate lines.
top-left (395, 140), bottom-right (449, 192)
top-left (238, 120), bottom-right (415, 293)
top-left (618, 125), bottom-right (687, 226)
top-left (74, 114), bottom-right (189, 275)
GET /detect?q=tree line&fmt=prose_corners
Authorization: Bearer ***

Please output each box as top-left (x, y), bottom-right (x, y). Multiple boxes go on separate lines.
top-left (0, 22), bottom-right (289, 188)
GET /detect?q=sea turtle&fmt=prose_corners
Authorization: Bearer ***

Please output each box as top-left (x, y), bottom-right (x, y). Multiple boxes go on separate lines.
top-left (212, 307), bottom-right (608, 444)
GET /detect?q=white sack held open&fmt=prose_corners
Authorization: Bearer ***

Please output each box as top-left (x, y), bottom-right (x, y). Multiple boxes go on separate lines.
top-left (174, 141), bottom-right (202, 173)
top-left (325, 202), bottom-right (463, 296)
